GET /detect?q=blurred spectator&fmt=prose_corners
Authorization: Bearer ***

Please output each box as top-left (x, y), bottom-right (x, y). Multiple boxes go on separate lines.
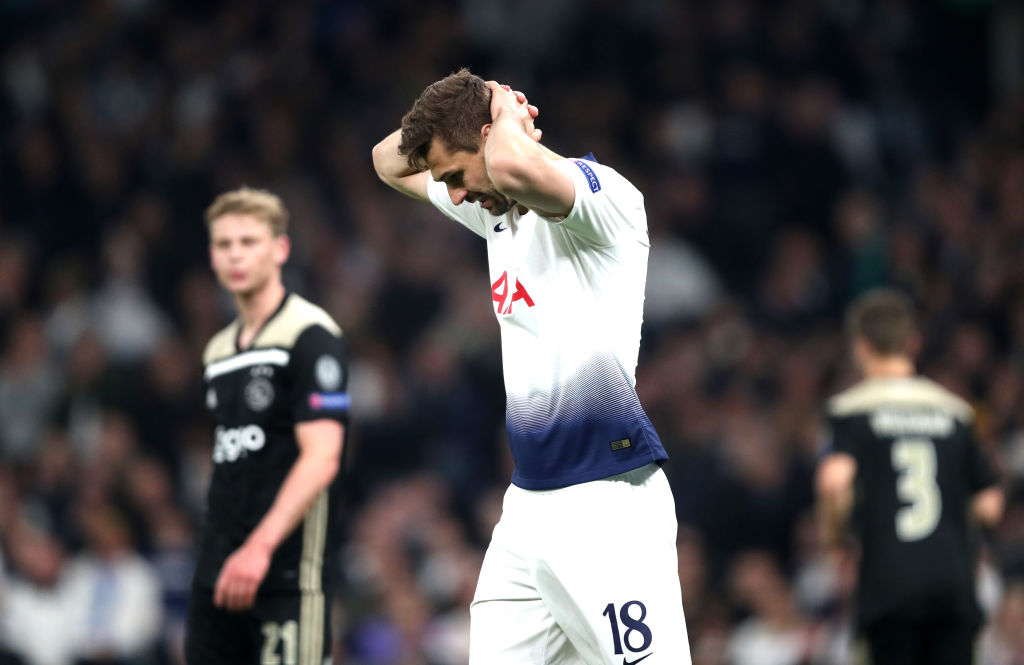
top-left (725, 550), bottom-right (824, 665)
top-left (144, 507), bottom-right (194, 665)
top-left (90, 227), bottom-right (170, 365)
top-left (979, 580), bottom-right (1024, 665)
top-left (0, 314), bottom-right (62, 463)
top-left (645, 231), bottom-right (722, 327)
top-left (0, 526), bottom-right (79, 665)
top-left (43, 258), bottom-right (94, 360)
top-left (63, 504), bottom-right (161, 665)
top-left (50, 331), bottom-right (113, 457)
top-left (0, 241), bottom-right (32, 327)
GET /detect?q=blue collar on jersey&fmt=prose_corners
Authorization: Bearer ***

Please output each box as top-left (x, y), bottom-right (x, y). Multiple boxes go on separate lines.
top-left (577, 152), bottom-right (598, 163)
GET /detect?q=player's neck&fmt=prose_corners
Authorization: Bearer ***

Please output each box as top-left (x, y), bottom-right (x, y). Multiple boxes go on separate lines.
top-left (863, 355), bottom-right (915, 380)
top-left (235, 280), bottom-right (287, 337)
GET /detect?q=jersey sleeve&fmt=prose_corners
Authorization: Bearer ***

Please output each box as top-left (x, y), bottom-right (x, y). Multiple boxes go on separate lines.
top-left (427, 177), bottom-right (488, 238)
top-left (289, 324), bottom-right (349, 424)
top-left (553, 158), bottom-right (649, 248)
top-left (824, 414), bottom-right (858, 458)
top-left (965, 428), bottom-right (998, 493)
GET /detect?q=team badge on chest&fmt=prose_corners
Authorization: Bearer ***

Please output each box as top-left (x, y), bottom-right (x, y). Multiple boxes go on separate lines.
top-left (491, 270), bottom-right (535, 316)
top-left (244, 374), bottom-right (275, 411)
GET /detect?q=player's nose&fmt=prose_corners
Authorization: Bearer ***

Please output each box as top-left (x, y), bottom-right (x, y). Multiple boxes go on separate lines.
top-left (448, 186), bottom-right (468, 205)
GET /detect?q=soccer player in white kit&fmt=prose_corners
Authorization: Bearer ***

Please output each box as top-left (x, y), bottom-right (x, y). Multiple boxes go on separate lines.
top-left (372, 69), bottom-right (690, 665)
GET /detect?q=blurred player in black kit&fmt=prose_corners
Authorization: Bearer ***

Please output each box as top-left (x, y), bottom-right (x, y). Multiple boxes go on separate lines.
top-left (185, 187), bottom-right (349, 665)
top-left (817, 288), bottom-right (1003, 665)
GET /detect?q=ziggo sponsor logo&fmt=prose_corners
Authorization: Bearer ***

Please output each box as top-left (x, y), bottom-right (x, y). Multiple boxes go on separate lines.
top-left (213, 425), bottom-right (266, 463)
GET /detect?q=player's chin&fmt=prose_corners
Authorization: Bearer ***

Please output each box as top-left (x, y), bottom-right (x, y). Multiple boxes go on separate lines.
top-left (225, 277), bottom-right (259, 297)
top-left (218, 276), bottom-right (244, 293)
top-left (487, 199), bottom-right (514, 216)
top-left (222, 279), bottom-right (249, 294)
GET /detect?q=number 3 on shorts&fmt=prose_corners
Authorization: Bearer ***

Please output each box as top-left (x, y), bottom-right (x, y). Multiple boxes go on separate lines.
top-left (603, 601), bottom-right (653, 657)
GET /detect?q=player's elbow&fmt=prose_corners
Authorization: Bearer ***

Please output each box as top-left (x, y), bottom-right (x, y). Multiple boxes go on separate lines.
top-left (304, 449), bottom-right (339, 491)
top-left (973, 486), bottom-right (1004, 527)
top-left (815, 469), bottom-right (847, 500)
top-left (297, 422), bottom-right (343, 486)
top-left (816, 454), bottom-right (856, 498)
top-left (316, 441), bottom-right (342, 482)
top-left (371, 141), bottom-right (392, 183)
top-left (323, 446), bottom-right (341, 475)
top-left (321, 459), bottom-right (340, 487)
top-left (372, 139), bottom-right (407, 184)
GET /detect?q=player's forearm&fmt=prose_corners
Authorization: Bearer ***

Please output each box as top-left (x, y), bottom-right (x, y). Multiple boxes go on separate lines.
top-left (815, 454), bottom-right (856, 548)
top-left (484, 111), bottom-right (548, 198)
top-left (245, 448), bottom-right (339, 554)
top-left (817, 491), bottom-right (852, 548)
top-left (373, 129), bottom-right (421, 184)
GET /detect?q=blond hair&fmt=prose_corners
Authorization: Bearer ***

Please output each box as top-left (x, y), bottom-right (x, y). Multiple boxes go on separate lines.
top-left (205, 187), bottom-right (289, 235)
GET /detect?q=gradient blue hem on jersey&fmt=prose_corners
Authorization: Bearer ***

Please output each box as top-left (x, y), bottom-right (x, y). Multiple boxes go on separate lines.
top-left (503, 353), bottom-right (669, 489)
top-left (507, 414), bottom-right (668, 490)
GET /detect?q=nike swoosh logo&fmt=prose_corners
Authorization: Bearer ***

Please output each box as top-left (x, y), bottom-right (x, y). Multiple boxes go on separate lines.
top-left (623, 654), bottom-right (653, 665)
top-left (493, 222), bottom-right (507, 232)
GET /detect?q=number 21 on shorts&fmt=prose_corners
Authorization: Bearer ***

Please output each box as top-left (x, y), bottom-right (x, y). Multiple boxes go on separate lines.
top-left (603, 601), bottom-right (653, 662)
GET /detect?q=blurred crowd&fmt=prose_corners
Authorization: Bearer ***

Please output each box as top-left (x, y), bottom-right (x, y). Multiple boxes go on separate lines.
top-left (2, 0), bottom-right (1024, 664)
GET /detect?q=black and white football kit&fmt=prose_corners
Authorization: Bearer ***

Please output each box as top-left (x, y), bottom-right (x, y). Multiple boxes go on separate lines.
top-left (824, 376), bottom-right (997, 665)
top-left (186, 293), bottom-right (348, 665)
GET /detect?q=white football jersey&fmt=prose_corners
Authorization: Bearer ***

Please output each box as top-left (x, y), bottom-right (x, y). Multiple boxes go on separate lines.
top-left (428, 155), bottom-right (668, 489)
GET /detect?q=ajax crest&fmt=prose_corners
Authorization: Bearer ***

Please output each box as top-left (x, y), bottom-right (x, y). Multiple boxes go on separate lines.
top-left (245, 377), bottom-right (274, 411)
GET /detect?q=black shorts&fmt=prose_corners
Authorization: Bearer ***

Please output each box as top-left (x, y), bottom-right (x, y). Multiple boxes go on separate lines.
top-left (863, 615), bottom-right (978, 665)
top-left (185, 585), bottom-right (330, 665)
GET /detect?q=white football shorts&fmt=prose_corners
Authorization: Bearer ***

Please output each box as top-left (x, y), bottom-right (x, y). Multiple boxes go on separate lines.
top-left (469, 463), bottom-right (691, 664)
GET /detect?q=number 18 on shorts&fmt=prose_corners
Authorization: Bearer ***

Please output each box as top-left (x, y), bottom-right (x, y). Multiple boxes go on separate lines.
top-left (604, 601), bottom-right (654, 662)
top-left (468, 466), bottom-right (691, 664)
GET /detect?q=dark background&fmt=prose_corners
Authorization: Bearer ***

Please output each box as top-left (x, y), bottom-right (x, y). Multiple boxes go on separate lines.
top-left (1, 1), bottom-right (1023, 663)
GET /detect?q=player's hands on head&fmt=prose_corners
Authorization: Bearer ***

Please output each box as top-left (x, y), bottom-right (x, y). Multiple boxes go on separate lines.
top-left (213, 539), bottom-right (272, 611)
top-left (487, 80), bottom-right (542, 142)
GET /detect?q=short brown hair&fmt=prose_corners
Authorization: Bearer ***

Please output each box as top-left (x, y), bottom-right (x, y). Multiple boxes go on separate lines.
top-left (398, 68), bottom-right (492, 171)
top-left (845, 288), bottom-right (917, 356)
top-left (205, 187), bottom-right (289, 235)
